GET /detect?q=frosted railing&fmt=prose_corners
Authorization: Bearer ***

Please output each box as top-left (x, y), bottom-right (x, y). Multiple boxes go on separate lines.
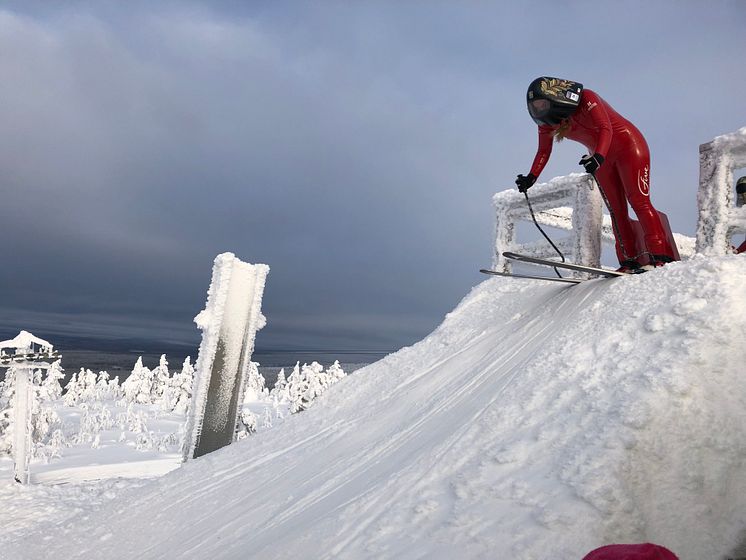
top-left (696, 126), bottom-right (746, 255)
top-left (493, 173), bottom-right (697, 275)
top-left (492, 173), bottom-right (603, 274)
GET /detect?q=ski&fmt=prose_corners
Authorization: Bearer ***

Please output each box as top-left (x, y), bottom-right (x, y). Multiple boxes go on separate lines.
top-left (479, 269), bottom-right (583, 284)
top-left (502, 252), bottom-right (627, 278)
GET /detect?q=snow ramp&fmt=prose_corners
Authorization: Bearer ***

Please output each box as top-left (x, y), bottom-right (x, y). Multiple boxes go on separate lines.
top-left (12, 256), bottom-right (746, 560)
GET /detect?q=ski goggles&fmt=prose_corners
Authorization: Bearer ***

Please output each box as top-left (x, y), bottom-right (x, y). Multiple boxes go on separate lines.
top-left (528, 98), bottom-right (551, 120)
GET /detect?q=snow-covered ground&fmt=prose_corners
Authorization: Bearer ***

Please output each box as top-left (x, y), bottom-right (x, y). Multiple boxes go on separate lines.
top-left (3, 254), bottom-right (746, 559)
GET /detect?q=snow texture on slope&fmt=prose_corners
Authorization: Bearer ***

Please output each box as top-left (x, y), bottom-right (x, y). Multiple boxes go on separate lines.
top-left (7, 255), bottom-right (746, 560)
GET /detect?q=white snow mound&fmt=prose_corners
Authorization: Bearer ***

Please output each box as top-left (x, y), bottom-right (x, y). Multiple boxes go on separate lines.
top-left (10, 255), bottom-right (746, 560)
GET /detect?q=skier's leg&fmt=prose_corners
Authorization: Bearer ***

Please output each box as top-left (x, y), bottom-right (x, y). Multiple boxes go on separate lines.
top-left (595, 164), bottom-right (639, 264)
top-left (615, 144), bottom-right (673, 260)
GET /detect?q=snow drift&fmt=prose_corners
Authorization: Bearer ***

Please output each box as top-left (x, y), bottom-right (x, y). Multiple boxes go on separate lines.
top-left (8, 255), bottom-right (746, 560)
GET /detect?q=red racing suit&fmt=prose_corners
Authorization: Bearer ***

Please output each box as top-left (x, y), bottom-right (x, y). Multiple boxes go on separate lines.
top-left (582, 543), bottom-right (679, 560)
top-left (529, 89), bottom-right (675, 264)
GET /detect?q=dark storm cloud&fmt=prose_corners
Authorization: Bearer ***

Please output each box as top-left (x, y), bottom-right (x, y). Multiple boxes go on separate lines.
top-left (1, 1), bottom-right (745, 353)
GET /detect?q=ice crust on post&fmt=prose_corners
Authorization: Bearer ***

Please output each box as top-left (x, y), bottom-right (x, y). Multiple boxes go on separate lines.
top-left (12, 369), bottom-right (33, 484)
top-left (491, 173), bottom-right (604, 274)
top-left (0, 331), bottom-right (54, 353)
top-left (182, 253), bottom-right (269, 461)
top-left (696, 125), bottom-right (746, 255)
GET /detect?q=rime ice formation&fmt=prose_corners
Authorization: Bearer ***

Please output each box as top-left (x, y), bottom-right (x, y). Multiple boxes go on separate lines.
top-left (182, 252), bottom-right (269, 460)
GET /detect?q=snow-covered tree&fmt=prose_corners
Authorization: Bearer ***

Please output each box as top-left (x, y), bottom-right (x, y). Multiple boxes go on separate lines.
top-left (63, 368), bottom-right (101, 405)
top-left (170, 357), bottom-right (194, 414)
top-left (0, 368), bottom-right (17, 454)
top-left (326, 360), bottom-right (347, 384)
top-left (235, 408), bottom-right (257, 440)
top-left (122, 357), bottom-right (155, 404)
top-left (75, 403), bottom-right (115, 447)
top-left (107, 374), bottom-right (123, 401)
top-left (63, 369), bottom-right (82, 406)
top-left (285, 362), bottom-right (307, 413)
top-left (0, 366), bottom-right (65, 458)
top-left (32, 404), bottom-right (62, 446)
top-left (242, 361), bottom-right (267, 403)
top-left (116, 403), bottom-right (149, 438)
top-left (272, 368), bottom-right (288, 401)
top-left (266, 361), bottom-right (347, 415)
top-left (78, 369), bottom-right (99, 402)
top-left (151, 354), bottom-right (170, 403)
top-left (39, 360), bottom-right (64, 401)
top-left (46, 429), bottom-right (66, 459)
top-left (94, 371), bottom-right (115, 401)
top-left (301, 362), bottom-right (326, 408)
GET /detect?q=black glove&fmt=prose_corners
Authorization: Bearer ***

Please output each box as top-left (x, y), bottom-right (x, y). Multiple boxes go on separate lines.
top-left (515, 173), bottom-right (537, 193)
top-left (579, 153), bottom-right (605, 175)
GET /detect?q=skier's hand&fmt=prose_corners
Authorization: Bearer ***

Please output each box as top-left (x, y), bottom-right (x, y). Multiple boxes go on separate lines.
top-left (515, 173), bottom-right (537, 193)
top-left (579, 153), bottom-right (605, 175)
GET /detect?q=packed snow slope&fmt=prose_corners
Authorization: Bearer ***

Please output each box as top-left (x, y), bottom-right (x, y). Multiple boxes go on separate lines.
top-left (10, 255), bottom-right (746, 560)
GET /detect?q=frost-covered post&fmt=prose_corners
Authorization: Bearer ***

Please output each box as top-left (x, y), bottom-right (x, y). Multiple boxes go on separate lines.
top-left (492, 173), bottom-right (603, 273)
top-left (696, 126), bottom-right (746, 255)
top-left (183, 253), bottom-right (269, 460)
top-left (12, 368), bottom-right (33, 484)
top-left (0, 331), bottom-right (60, 484)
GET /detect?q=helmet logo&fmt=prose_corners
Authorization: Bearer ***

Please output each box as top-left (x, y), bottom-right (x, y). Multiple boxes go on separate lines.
top-left (638, 165), bottom-right (650, 196)
top-left (528, 77), bottom-right (583, 126)
top-left (540, 78), bottom-right (576, 97)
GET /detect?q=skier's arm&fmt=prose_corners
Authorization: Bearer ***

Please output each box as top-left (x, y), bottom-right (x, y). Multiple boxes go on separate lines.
top-left (529, 126), bottom-right (554, 178)
top-left (583, 90), bottom-right (612, 158)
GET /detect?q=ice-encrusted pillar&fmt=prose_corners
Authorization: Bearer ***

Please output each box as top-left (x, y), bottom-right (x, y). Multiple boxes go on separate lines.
top-left (695, 126), bottom-right (746, 255)
top-left (571, 175), bottom-right (604, 269)
top-left (13, 368), bottom-right (33, 484)
top-left (0, 330), bottom-right (59, 484)
top-left (183, 253), bottom-right (269, 460)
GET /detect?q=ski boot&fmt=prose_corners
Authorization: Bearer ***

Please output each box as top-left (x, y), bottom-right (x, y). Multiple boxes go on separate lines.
top-left (616, 259), bottom-right (645, 274)
top-left (651, 254), bottom-right (674, 268)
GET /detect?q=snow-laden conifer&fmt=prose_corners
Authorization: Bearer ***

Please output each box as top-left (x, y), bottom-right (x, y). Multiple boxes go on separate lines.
top-left (0, 366), bottom-right (65, 457)
top-left (39, 360), bottom-right (64, 401)
top-left (272, 368), bottom-right (288, 402)
top-left (170, 357), bottom-right (194, 414)
top-left (151, 355), bottom-right (170, 403)
top-left (122, 358), bottom-right (155, 404)
top-left (242, 361), bottom-right (267, 403)
top-left (0, 369), bottom-right (17, 454)
top-left (285, 362), bottom-right (307, 413)
top-left (235, 409), bottom-right (257, 440)
top-left (63, 369), bottom-right (82, 406)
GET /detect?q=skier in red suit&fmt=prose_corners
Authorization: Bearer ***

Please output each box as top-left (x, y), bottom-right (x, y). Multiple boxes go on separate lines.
top-left (582, 543), bottom-right (679, 560)
top-left (516, 77), bottom-right (678, 272)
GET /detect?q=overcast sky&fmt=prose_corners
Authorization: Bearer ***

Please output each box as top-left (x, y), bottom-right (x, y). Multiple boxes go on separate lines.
top-left (1, 1), bottom-right (745, 354)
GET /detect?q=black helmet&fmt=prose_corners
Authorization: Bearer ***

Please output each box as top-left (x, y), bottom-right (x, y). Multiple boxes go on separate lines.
top-left (527, 77), bottom-right (583, 126)
top-left (737, 176), bottom-right (746, 206)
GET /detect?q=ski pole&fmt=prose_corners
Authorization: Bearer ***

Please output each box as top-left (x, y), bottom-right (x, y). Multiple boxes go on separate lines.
top-left (523, 190), bottom-right (565, 278)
